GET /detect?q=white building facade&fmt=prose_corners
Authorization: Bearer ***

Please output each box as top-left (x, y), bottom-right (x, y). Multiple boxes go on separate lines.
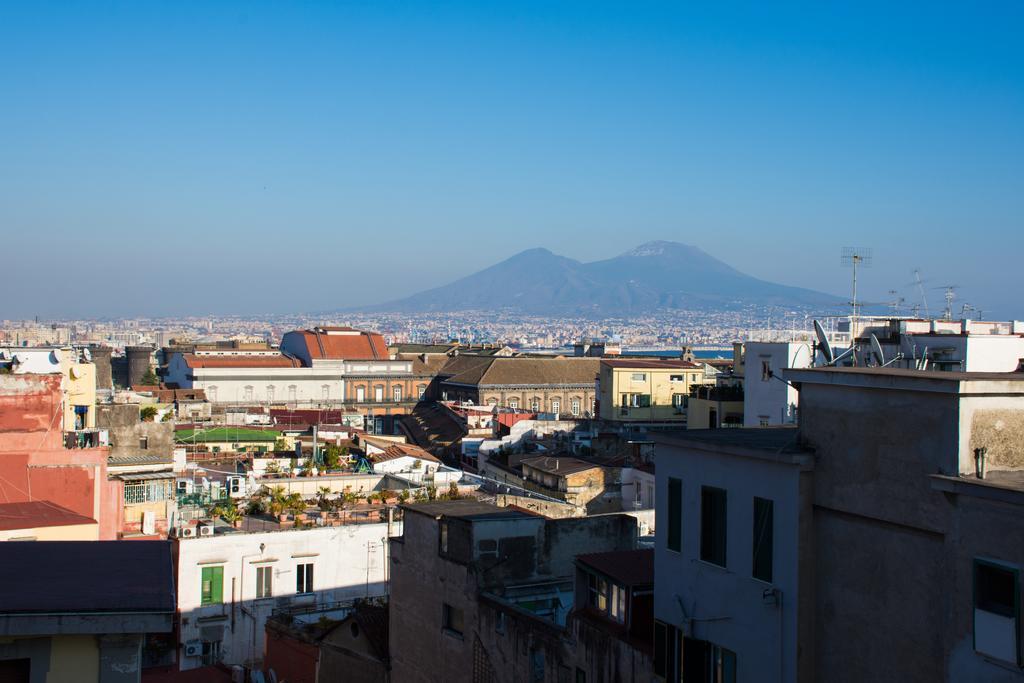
top-left (164, 353), bottom-right (344, 405)
top-left (174, 520), bottom-right (400, 670)
top-left (743, 342), bottom-right (811, 427)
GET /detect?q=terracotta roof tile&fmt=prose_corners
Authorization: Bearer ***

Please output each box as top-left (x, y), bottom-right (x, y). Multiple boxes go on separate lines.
top-left (288, 329), bottom-right (389, 361)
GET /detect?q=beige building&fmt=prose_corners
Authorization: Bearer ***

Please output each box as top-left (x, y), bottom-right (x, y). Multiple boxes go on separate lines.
top-left (686, 384), bottom-right (745, 429)
top-left (438, 356), bottom-right (600, 418)
top-left (520, 456), bottom-right (622, 513)
top-left (597, 359), bottom-right (707, 424)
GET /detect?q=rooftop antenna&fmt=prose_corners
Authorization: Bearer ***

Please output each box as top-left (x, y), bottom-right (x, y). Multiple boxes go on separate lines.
top-left (911, 270), bottom-right (930, 318)
top-left (887, 290), bottom-right (904, 317)
top-left (934, 285), bottom-right (959, 321)
top-left (842, 247), bottom-right (872, 340)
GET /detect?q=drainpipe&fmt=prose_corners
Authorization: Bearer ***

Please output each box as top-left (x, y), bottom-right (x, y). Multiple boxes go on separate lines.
top-left (974, 447), bottom-right (987, 479)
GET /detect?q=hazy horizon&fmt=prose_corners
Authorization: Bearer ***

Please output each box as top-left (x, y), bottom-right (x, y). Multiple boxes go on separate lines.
top-left (3, 3), bottom-right (1022, 319)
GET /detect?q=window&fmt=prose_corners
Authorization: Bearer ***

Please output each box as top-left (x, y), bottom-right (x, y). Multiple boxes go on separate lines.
top-left (356, 386), bottom-right (366, 402)
top-left (571, 399), bottom-right (581, 416)
top-left (443, 603), bottom-right (464, 635)
top-left (439, 521), bottom-right (449, 554)
top-left (266, 385), bottom-right (275, 402)
top-left (672, 393), bottom-right (686, 410)
top-left (588, 573), bottom-right (608, 611)
top-left (508, 399), bottom-right (519, 409)
top-left (374, 386), bottom-right (384, 402)
top-left (138, 436), bottom-right (149, 450)
top-left (208, 386), bottom-right (218, 402)
top-left (321, 385), bottom-right (330, 400)
top-left (667, 478), bottom-right (682, 552)
top-left (631, 373), bottom-right (647, 381)
top-left (654, 620), bottom-right (682, 680)
top-left (374, 417), bottom-right (384, 434)
top-left (244, 386), bottom-right (254, 402)
top-left (393, 385), bottom-right (403, 402)
top-left (701, 486), bottom-right (727, 567)
top-left (610, 582), bottom-right (626, 622)
top-left (124, 479), bottom-right (172, 505)
top-left (974, 559), bottom-right (1020, 663)
top-left (201, 566), bottom-right (223, 605)
top-left (296, 563), bottom-right (314, 594)
top-left (761, 360), bottom-right (771, 381)
top-left (478, 538), bottom-right (498, 560)
top-left (575, 668), bottom-right (586, 683)
top-left (256, 565), bottom-right (273, 598)
top-left (709, 644), bottom-right (737, 683)
top-left (759, 417), bottom-right (769, 427)
top-left (752, 498), bottom-right (774, 582)
top-left (288, 385), bottom-right (297, 402)
top-left (418, 385), bottom-right (427, 399)
top-left (201, 640), bottom-right (222, 666)
top-left (551, 399), bottom-right (560, 415)
top-left (621, 393), bottom-right (651, 408)
top-left (670, 374), bottom-right (684, 382)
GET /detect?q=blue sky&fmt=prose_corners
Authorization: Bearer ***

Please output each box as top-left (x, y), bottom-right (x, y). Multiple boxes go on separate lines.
top-left (2, 2), bottom-right (1021, 318)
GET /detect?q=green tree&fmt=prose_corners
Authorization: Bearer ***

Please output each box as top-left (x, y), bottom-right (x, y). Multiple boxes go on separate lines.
top-left (139, 405), bottom-right (158, 422)
top-left (140, 367), bottom-right (159, 385)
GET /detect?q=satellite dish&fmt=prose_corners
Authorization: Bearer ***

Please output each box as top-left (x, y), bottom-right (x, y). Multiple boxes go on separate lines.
top-left (870, 334), bottom-right (886, 367)
top-left (813, 320), bottom-right (834, 364)
top-left (70, 366), bottom-right (82, 379)
top-left (49, 350), bottom-right (61, 364)
top-left (82, 347), bottom-right (92, 362)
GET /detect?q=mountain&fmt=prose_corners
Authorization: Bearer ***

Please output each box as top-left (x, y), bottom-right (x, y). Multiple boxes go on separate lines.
top-left (362, 241), bottom-right (842, 315)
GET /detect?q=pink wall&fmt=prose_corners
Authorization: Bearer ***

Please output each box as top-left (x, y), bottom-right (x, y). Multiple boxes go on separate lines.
top-left (0, 374), bottom-right (114, 538)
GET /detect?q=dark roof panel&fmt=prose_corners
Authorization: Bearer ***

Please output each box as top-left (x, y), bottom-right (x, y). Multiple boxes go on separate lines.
top-left (0, 541), bottom-right (175, 614)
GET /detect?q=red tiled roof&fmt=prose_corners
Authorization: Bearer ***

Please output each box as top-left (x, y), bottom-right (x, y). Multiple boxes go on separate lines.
top-left (0, 500), bottom-right (97, 531)
top-left (576, 549), bottom-right (654, 587)
top-left (181, 353), bottom-right (303, 369)
top-left (290, 329), bottom-right (388, 361)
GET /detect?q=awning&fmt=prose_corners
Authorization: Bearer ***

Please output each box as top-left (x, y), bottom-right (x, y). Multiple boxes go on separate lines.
top-left (116, 472), bottom-right (177, 481)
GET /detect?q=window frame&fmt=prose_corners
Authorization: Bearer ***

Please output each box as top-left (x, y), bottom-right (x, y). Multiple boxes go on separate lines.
top-left (200, 565), bottom-right (223, 605)
top-left (442, 602), bottom-right (464, 636)
top-left (700, 486), bottom-right (728, 568)
top-left (973, 558), bottom-right (1021, 665)
top-left (256, 565), bottom-right (273, 599)
top-left (296, 562), bottom-right (314, 594)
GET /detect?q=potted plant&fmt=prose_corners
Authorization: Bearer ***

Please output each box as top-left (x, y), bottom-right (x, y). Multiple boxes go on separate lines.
top-left (316, 486), bottom-right (333, 512)
top-left (286, 492), bottom-right (307, 520)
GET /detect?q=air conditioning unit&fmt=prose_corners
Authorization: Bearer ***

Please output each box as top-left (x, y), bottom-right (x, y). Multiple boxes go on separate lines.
top-left (184, 641), bottom-right (202, 658)
top-left (179, 526), bottom-right (196, 538)
top-left (198, 523), bottom-right (214, 537)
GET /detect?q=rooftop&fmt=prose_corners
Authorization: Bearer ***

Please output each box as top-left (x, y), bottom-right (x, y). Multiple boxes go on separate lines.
top-left (0, 541), bottom-right (174, 614)
top-left (576, 548), bottom-right (654, 587)
top-left (0, 500), bottom-right (97, 531)
top-left (520, 456), bottom-right (603, 476)
top-left (180, 353), bottom-right (303, 369)
top-left (401, 499), bottom-right (533, 521)
top-left (600, 359), bottom-right (702, 369)
top-left (654, 427), bottom-right (807, 455)
top-left (372, 442), bottom-right (441, 464)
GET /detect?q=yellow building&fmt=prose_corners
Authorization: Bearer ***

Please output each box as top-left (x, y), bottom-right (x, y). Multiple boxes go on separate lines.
top-left (597, 359), bottom-right (709, 424)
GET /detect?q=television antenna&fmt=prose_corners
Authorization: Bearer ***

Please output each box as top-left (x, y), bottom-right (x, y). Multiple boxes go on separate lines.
top-left (933, 285), bottom-right (959, 321)
top-left (887, 290), bottom-right (904, 317)
top-left (908, 270), bottom-right (930, 318)
top-left (842, 247), bottom-right (872, 340)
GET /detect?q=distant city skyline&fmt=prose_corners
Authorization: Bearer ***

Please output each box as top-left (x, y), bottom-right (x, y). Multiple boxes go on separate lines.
top-left (2, 3), bottom-right (1022, 318)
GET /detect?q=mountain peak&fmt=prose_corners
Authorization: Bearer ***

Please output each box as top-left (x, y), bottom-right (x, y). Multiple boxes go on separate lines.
top-left (624, 240), bottom-right (697, 257)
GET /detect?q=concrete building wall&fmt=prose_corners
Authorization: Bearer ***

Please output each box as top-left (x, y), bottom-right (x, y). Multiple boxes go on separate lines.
top-left (0, 522), bottom-right (99, 541)
top-left (96, 403), bottom-right (174, 458)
